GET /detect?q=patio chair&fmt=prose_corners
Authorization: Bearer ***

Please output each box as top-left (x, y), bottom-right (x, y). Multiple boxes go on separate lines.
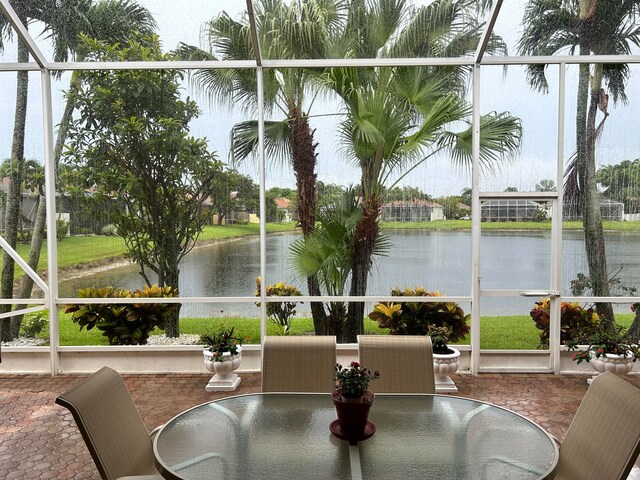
top-left (261, 335), bottom-right (336, 392)
top-left (553, 371), bottom-right (640, 480)
top-left (357, 335), bottom-right (435, 393)
top-left (55, 367), bottom-right (164, 480)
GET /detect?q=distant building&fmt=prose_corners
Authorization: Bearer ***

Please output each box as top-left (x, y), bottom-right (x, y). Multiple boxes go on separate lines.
top-left (380, 199), bottom-right (444, 222)
top-left (480, 199), bottom-right (540, 222)
top-left (563, 197), bottom-right (625, 221)
top-left (274, 197), bottom-right (294, 223)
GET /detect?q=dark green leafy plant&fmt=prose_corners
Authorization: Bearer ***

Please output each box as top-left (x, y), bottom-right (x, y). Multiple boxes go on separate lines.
top-left (200, 326), bottom-right (243, 362)
top-left (427, 324), bottom-right (453, 355)
top-left (65, 284), bottom-right (178, 345)
top-left (566, 323), bottom-right (640, 364)
top-left (368, 288), bottom-right (470, 343)
top-left (335, 361), bottom-right (380, 398)
top-left (529, 298), bottom-right (600, 347)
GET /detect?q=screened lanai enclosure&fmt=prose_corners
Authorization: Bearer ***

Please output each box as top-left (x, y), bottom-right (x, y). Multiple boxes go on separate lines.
top-left (1, 0), bottom-right (640, 376)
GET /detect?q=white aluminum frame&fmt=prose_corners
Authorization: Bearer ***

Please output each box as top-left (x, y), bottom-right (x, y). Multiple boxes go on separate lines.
top-left (1, 0), bottom-right (639, 375)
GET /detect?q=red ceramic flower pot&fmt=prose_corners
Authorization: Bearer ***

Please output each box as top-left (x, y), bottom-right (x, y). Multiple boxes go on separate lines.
top-left (331, 390), bottom-right (375, 436)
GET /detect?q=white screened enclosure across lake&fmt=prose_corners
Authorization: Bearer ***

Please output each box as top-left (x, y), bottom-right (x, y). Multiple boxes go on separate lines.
top-left (1, 0), bottom-right (640, 375)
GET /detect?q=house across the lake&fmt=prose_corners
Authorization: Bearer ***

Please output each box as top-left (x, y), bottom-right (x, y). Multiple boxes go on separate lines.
top-left (380, 199), bottom-right (445, 222)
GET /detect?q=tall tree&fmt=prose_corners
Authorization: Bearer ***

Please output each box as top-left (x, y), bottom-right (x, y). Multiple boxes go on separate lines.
top-left (64, 34), bottom-right (221, 337)
top-left (0, 0), bottom-right (92, 340)
top-left (519, 0), bottom-right (640, 322)
top-left (177, 0), bottom-right (347, 335)
top-left (323, 0), bottom-right (522, 341)
top-left (0, 0), bottom-right (156, 340)
top-left (597, 159), bottom-right (640, 213)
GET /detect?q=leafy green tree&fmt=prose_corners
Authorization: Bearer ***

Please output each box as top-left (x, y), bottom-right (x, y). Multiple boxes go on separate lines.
top-left (436, 196), bottom-right (466, 220)
top-left (519, 0), bottom-right (640, 322)
top-left (0, 0), bottom-right (155, 340)
top-left (384, 186), bottom-right (431, 203)
top-left (176, 0), bottom-right (346, 335)
top-left (323, 0), bottom-right (522, 341)
top-left (316, 182), bottom-right (347, 210)
top-left (460, 187), bottom-right (472, 206)
top-left (64, 34), bottom-right (221, 337)
top-left (597, 159), bottom-right (640, 213)
top-left (209, 169), bottom-right (259, 224)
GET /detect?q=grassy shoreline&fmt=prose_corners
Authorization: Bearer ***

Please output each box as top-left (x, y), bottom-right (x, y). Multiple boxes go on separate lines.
top-left (49, 311), bottom-right (635, 350)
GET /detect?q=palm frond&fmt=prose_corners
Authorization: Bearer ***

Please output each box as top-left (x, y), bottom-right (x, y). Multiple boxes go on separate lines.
top-left (440, 111), bottom-right (522, 174)
top-left (229, 120), bottom-right (292, 168)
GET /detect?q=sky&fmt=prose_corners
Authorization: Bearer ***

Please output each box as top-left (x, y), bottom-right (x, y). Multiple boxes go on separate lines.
top-left (1, 0), bottom-right (639, 198)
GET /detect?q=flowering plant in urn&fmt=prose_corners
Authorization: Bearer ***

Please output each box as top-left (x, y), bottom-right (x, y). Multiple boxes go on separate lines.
top-left (335, 361), bottom-right (380, 399)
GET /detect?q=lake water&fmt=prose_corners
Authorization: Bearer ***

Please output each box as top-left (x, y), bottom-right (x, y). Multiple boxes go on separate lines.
top-left (58, 230), bottom-right (640, 317)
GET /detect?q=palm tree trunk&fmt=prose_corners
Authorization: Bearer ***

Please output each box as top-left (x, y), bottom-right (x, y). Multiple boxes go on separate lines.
top-left (0, 40), bottom-right (29, 341)
top-left (290, 108), bottom-right (327, 334)
top-left (578, 59), bottom-right (613, 325)
top-left (344, 196), bottom-right (381, 343)
top-left (11, 196), bottom-right (46, 338)
top-left (9, 73), bottom-right (79, 336)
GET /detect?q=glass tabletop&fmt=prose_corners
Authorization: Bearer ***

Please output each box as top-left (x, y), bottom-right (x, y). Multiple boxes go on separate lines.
top-left (153, 393), bottom-right (558, 480)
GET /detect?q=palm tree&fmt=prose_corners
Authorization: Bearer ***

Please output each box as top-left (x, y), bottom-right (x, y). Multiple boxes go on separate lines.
top-left (290, 189), bottom-right (389, 337)
top-left (0, 0), bottom-right (155, 340)
top-left (177, 0), bottom-right (346, 335)
top-left (323, 0), bottom-right (522, 341)
top-left (518, 0), bottom-right (640, 323)
top-left (535, 179), bottom-right (556, 192)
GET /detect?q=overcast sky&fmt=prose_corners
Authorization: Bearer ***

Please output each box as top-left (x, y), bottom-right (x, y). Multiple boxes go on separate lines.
top-left (1, 0), bottom-right (638, 197)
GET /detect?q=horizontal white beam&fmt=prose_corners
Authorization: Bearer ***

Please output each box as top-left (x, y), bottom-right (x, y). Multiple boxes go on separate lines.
top-left (1, 54), bottom-right (636, 74)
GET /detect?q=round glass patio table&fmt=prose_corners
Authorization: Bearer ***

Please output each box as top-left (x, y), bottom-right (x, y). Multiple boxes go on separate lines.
top-left (153, 393), bottom-right (558, 480)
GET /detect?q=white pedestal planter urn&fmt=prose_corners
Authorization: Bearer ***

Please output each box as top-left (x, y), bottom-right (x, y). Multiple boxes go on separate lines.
top-left (586, 353), bottom-right (635, 385)
top-left (203, 346), bottom-right (242, 392)
top-left (433, 347), bottom-right (461, 393)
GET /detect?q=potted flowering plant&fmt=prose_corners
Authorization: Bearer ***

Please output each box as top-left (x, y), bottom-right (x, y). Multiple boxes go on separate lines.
top-left (335, 361), bottom-right (380, 399)
top-left (566, 322), bottom-right (640, 380)
top-left (200, 326), bottom-right (244, 392)
top-left (331, 362), bottom-right (381, 439)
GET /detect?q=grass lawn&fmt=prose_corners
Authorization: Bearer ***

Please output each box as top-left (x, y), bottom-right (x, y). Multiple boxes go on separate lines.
top-left (45, 311), bottom-right (635, 349)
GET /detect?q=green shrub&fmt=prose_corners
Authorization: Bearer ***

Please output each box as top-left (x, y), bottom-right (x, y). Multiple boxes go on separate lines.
top-left (529, 298), bottom-right (600, 346)
top-left (101, 224), bottom-right (118, 236)
top-left (368, 287), bottom-right (470, 343)
top-left (255, 277), bottom-right (302, 335)
top-left (17, 230), bottom-right (33, 245)
top-left (65, 284), bottom-right (179, 345)
top-left (20, 312), bottom-right (49, 338)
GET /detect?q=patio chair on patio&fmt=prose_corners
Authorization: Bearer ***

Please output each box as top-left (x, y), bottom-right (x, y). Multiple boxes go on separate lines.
top-left (261, 335), bottom-right (336, 392)
top-left (553, 371), bottom-right (640, 480)
top-left (55, 367), bottom-right (163, 480)
top-left (357, 335), bottom-right (435, 393)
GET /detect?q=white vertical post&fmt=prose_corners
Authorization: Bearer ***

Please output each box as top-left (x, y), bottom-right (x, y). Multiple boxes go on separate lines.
top-left (550, 64), bottom-right (566, 373)
top-left (470, 64), bottom-right (481, 375)
top-left (256, 67), bottom-right (267, 341)
top-left (41, 69), bottom-right (60, 375)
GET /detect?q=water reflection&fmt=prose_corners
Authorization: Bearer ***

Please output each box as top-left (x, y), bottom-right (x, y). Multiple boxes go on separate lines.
top-left (58, 230), bottom-right (640, 317)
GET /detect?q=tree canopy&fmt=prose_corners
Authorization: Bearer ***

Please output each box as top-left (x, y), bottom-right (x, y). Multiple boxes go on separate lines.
top-left (64, 34), bottom-right (222, 336)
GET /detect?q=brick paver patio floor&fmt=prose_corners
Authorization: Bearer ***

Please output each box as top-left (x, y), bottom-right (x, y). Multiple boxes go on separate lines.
top-left (2, 372), bottom-right (639, 479)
